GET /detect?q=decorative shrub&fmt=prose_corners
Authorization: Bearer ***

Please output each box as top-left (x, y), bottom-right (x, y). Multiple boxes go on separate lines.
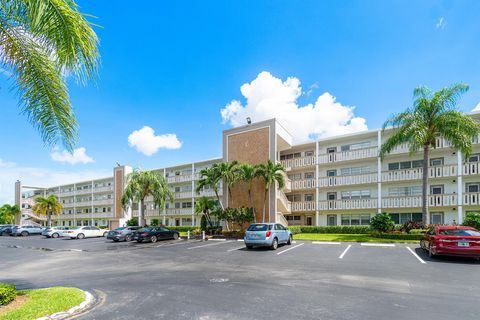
top-left (463, 212), bottom-right (480, 230)
top-left (400, 220), bottom-right (425, 234)
top-left (0, 283), bottom-right (16, 306)
top-left (150, 219), bottom-right (160, 226)
top-left (370, 233), bottom-right (423, 240)
top-left (167, 226), bottom-right (199, 232)
top-left (126, 217), bottom-right (138, 227)
top-left (287, 226), bottom-right (371, 235)
top-left (370, 213), bottom-right (395, 233)
top-left (221, 230), bottom-right (244, 238)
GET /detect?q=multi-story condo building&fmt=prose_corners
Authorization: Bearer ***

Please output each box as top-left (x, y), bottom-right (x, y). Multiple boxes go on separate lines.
top-left (15, 114), bottom-right (480, 228)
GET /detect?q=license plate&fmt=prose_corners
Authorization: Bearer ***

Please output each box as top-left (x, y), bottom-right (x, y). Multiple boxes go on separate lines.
top-left (458, 242), bottom-right (469, 247)
top-left (250, 233), bottom-right (260, 239)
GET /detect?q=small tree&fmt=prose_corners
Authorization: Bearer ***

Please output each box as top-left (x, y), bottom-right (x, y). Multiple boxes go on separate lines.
top-left (462, 212), bottom-right (480, 230)
top-left (32, 195), bottom-right (62, 227)
top-left (370, 213), bottom-right (395, 233)
top-left (151, 219), bottom-right (160, 226)
top-left (0, 204), bottom-right (20, 224)
top-left (126, 217), bottom-right (138, 227)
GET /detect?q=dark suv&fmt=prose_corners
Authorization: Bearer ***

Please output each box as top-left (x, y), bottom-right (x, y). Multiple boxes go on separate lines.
top-left (107, 226), bottom-right (141, 242)
top-left (0, 225), bottom-right (14, 236)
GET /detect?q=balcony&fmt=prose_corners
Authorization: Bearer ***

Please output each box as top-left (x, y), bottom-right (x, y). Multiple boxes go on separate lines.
top-left (318, 198), bottom-right (377, 211)
top-left (277, 191), bottom-right (291, 213)
top-left (174, 191), bottom-right (193, 199)
top-left (318, 173), bottom-right (377, 187)
top-left (382, 194), bottom-right (458, 208)
top-left (281, 156), bottom-right (316, 170)
top-left (464, 192), bottom-right (480, 205)
top-left (167, 173), bottom-right (200, 184)
top-left (72, 212), bottom-right (113, 219)
top-left (291, 201), bottom-right (316, 212)
top-left (197, 189), bottom-right (223, 198)
top-left (382, 165), bottom-right (458, 182)
top-left (291, 179), bottom-right (316, 190)
top-left (318, 147), bottom-right (378, 164)
top-left (388, 138), bottom-right (451, 155)
top-left (93, 186), bottom-right (113, 193)
top-left (166, 208), bottom-right (193, 215)
top-left (75, 188), bottom-right (92, 195)
top-left (93, 199), bottom-right (113, 206)
top-left (463, 162), bottom-right (480, 176)
top-left (59, 190), bottom-right (75, 197)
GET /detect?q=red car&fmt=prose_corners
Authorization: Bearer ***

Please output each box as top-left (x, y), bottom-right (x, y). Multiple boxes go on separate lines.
top-left (420, 226), bottom-right (480, 260)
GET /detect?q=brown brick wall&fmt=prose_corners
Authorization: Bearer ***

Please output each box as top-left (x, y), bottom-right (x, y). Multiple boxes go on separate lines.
top-left (114, 169), bottom-right (124, 218)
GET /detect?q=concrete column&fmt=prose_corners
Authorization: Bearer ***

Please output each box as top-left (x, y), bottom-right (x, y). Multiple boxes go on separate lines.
top-left (315, 140), bottom-right (320, 225)
top-left (457, 151), bottom-right (464, 224)
top-left (377, 130), bottom-right (382, 214)
top-left (191, 163), bottom-right (195, 226)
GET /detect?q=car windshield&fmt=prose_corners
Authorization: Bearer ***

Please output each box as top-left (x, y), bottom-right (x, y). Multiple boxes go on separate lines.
top-left (440, 229), bottom-right (480, 236)
top-left (247, 224), bottom-right (270, 231)
top-left (69, 227), bottom-right (80, 230)
top-left (114, 227), bottom-right (126, 231)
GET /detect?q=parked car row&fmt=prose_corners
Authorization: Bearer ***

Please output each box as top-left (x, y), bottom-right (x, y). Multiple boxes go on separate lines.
top-left (0, 224), bottom-right (110, 239)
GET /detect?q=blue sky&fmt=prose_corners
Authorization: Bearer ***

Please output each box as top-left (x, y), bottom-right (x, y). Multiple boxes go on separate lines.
top-left (1, 0), bottom-right (480, 203)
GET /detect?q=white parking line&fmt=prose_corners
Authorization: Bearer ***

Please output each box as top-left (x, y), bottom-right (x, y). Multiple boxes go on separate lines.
top-left (208, 238), bottom-right (227, 241)
top-left (360, 243), bottom-right (396, 247)
top-left (406, 246), bottom-right (427, 264)
top-left (339, 245), bottom-right (352, 259)
top-left (227, 246), bottom-right (245, 252)
top-left (277, 243), bottom-right (304, 255)
top-left (312, 241), bottom-right (341, 245)
top-left (187, 241), bottom-right (233, 250)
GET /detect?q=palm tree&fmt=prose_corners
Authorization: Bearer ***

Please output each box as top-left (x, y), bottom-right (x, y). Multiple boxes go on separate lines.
top-left (32, 195), bottom-right (62, 227)
top-left (380, 83), bottom-right (480, 223)
top-left (238, 163), bottom-right (257, 222)
top-left (0, 204), bottom-right (20, 224)
top-left (194, 196), bottom-right (217, 228)
top-left (196, 166), bottom-right (224, 210)
top-left (216, 161), bottom-right (240, 206)
top-left (255, 160), bottom-right (285, 223)
top-left (0, 0), bottom-right (99, 150)
top-left (121, 170), bottom-right (173, 227)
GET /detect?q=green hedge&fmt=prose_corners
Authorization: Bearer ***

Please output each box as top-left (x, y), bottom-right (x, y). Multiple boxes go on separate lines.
top-left (288, 226), bottom-right (371, 235)
top-left (371, 233), bottom-right (423, 240)
top-left (166, 226), bottom-right (199, 232)
top-left (0, 283), bottom-right (16, 306)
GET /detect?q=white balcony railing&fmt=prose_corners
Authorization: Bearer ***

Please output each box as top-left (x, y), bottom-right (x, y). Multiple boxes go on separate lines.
top-left (167, 173), bottom-right (200, 184)
top-left (93, 186), bottom-right (113, 193)
top-left (318, 173), bottom-right (377, 187)
top-left (382, 194), bottom-right (458, 208)
top-left (318, 147), bottom-right (378, 164)
top-left (92, 199), bottom-right (114, 206)
top-left (382, 165), bottom-right (458, 182)
top-left (174, 191), bottom-right (193, 199)
top-left (277, 191), bottom-right (292, 212)
top-left (464, 192), bottom-right (480, 206)
top-left (291, 179), bottom-right (316, 190)
top-left (281, 156), bottom-right (316, 170)
top-left (197, 189), bottom-right (223, 198)
top-left (166, 208), bottom-right (193, 215)
top-left (318, 198), bottom-right (377, 211)
top-left (464, 162), bottom-right (480, 176)
top-left (291, 201), bottom-right (316, 212)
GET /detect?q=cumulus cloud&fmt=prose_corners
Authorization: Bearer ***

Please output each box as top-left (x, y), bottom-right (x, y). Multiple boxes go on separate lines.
top-left (221, 71), bottom-right (368, 142)
top-left (472, 103), bottom-right (480, 112)
top-left (128, 126), bottom-right (182, 156)
top-left (436, 17), bottom-right (446, 29)
top-left (0, 158), bottom-right (110, 204)
top-left (50, 147), bottom-right (95, 165)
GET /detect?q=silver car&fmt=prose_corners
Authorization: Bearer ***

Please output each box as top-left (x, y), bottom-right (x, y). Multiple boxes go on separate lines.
top-left (11, 225), bottom-right (44, 237)
top-left (244, 223), bottom-right (293, 250)
top-left (42, 226), bottom-right (69, 238)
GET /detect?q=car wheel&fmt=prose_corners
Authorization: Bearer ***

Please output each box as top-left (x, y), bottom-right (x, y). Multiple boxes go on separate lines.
top-left (150, 235), bottom-right (158, 243)
top-left (52, 233), bottom-right (59, 239)
top-left (271, 238), bottom-right (278, 250)
top-left (125, 234), bottom-right (132, 242)
top-left (246, 245), bottom-right (253, 249)
top-left (173, 233), bottom-right (179, 240)
top-left (77, 233), bottom-right (85, 240)
top-left (287, 235), bottom-right (292, 245)
top-left (113, 239), bottom-right (119, 242)
top-left (103, 231), bottom-right (108, 237)
top-left (428, 245), bottom-right (436, 258)
top-left (21, 231), bottom-right (29, 237)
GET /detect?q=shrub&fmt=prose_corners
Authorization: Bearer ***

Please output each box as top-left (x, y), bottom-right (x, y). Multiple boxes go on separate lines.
top-left (370, 213), bottom-right (395, 233)
top-left (287, 225), bottom-right (371, 235)
top-left (221, 230), bottom-right (244, 238)
top-left (400, 220), bottom-right (425, 234)
top-left (0, 283), bottom-right (16, 306)
top-left (167, 226), bottom-right (198, 232)
top-left (126, 218), bottom-right (138, 227)
top-left (150, 219), bottom-right (160, 226)
top-left (463, 212), bottom-right (480, 230)
top-left (370, 233), bottom-right (423, 240)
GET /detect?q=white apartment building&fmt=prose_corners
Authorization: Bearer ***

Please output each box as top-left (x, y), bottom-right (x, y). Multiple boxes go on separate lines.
top-left (15, 113), bottom-right (480, 228)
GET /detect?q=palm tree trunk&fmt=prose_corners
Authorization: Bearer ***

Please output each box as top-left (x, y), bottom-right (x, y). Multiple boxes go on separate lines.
top-left (47, 211), bottom-right (51, 228)
top-left (214, 188), bottom-right (224, 210)
top-left (248, 188), bottom-right (256, 223)
top-left (262, 188), bottom-right (268, 223)
top-left (422, 146), bottom-right (430, 224)
top-left (139, 199), bottom-right (144, 227)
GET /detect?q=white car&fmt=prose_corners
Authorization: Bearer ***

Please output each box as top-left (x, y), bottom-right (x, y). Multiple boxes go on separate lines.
top-left (63, 226), bottom-right (109, 239)
top-left (42, 226), bottom-right (69, 238)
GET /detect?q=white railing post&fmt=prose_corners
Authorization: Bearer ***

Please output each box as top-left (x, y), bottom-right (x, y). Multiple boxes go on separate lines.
top-left (187, 230), bottom-right (190, 240)
top-left (202, 230), bottom-right (205, 241)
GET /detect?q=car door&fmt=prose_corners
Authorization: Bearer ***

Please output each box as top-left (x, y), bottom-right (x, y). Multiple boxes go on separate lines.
top-left (82, 227), bottom-right (93, 237)
top-left (274, 224), bottom-right (285, 242)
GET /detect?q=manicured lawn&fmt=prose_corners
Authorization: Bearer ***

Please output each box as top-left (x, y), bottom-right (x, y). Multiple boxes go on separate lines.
top-left (294, 233), bottom-right (419, 244)
top-left (0, 287), bottom-right (85, 320)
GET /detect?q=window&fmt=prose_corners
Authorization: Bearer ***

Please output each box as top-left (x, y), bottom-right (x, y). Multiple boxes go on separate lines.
top-left (288, 173), bottom-right (302, 180)
top-left (304, 194), bottom-right (314, 202)
top-left (341, 214), bottom-right (370, 226)
top-left (389, 213), bottom-right (422, 224)
top-left (388, 160), bottom-right (423, 171)
top-left (182, 202), bottom-right (192, 208)
top-left (430, 212), bottom-right (444, 225)
top-left (469, 154), bottom-right (480, 162)
top-left (327, 170), bottom-right (337, 177)
top-left (466, 183), bottom-right (480, 193)
top-left (174, 202), bottom-right (180, 209)
top-left (340, 166), bottom-right (370, 176)
top-left (305, 151), bottom-right (314, 157)
top-left (293, 152), bottom-right (301, 158)
top-left (327, 215), bottom-right (337, 226)
top-left (388, 186), bottom-right (422, 197)
top-left (341, 190), bottom-right (370, 199)
top-left (430, 185), bottom-right (444, 195)
top-left (175, 187), bottom-right (180, 192)
top-left (327, 147), bottom-right (337, 153)
top-left (327, 192), bottom-right (336, 200)
top-left (388, 163), bottom-right (400, 171)
top-left (400, 161), bottom-right (412, 169)
top-left (430, 158), bottom-right (443, 166)
top-left (304, 172), bottom-right (315, 179)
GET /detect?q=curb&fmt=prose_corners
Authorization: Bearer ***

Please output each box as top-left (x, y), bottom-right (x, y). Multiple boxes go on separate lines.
top-left (36, 290), bottom-right (94, 320)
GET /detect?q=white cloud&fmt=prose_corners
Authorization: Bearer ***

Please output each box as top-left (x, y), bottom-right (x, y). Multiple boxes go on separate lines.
top-left (0, 159), bottom-right (16, 168)
top-left (50, 147), bottom-right (95, 165)
top-left (221, 71), bottom-right (368, 143)
top-left (472, 103), bottom-right (480, 112)
top-left (128, 126), bottom-right (182, 156)
top-left (436, 17), bottom-right (446, 29)
top-left (306, 82), bottom-right (319, 97)
top-left (0, 159), bottom-right (110, 204)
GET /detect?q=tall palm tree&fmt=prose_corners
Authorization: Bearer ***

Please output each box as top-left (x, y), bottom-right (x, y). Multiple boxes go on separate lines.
top-left (238, 163), bottom-right (257, 222)
top-left (255, 160), bottom-right (285, 223)
top-left (216, 161), bottom-right (240, 206)
top-left (32, 195), bottom-right (62, 227)
top-left (121, 170), bottom-right (173, 227)
top-left (196, 166), bottom-right (224, 210)
top-left (380, 83), bottom-right (480, 223)
top-left (0, 204), bottom-right (20, 224)
top-left (0, 0), bottom-right (99, 150)
top-left (194, 196), bottom-right (217, 228)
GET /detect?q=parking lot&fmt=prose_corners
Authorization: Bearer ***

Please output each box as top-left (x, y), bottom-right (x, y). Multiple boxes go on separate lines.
top-left (1, 235), bottom-right (479, 320)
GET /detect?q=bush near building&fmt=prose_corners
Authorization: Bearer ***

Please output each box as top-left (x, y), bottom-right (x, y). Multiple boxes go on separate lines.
top-left (369, 213), bottom-right (395, 233)
top-left (0, 283), bottom-right (16, 306)
top-left (288, 226), bottom-right (371, 235)
top-left (462, 212), bottom-right (480, 230)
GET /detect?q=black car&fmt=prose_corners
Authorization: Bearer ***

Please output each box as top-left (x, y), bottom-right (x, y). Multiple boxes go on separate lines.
top-left (107, 226), bottom-right (141, 242)
top-left (134, 227), bottom-right (180, 243)
top-left (0, 225), bottom-right (14, 236)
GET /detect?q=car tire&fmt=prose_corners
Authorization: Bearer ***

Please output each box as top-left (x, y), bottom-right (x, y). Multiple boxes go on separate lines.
top-left (173, 233), bottom-right (179, 240)
top-left (125, 234), bottom-right (132, 242)
top-left (21, 231), bottom-right (28, 237)
top-left (52, 233), bottom-right (59, 239)
top-left (428, 245), bottom-right (436, 258)
top-left (150, 235), bottom-right (158, 243)
top-left (271, 238), bottom-right (278, 250)
top-left (287, 235), bottom-right (292, 245)
top-left (246, 245), bottom-right (253, 249)
top-left (77, 233), bottom-right (85, 240)
top-left (113, 239), bottom-right (119, 242)
top-left (103, 231), bottom-right (108, 237)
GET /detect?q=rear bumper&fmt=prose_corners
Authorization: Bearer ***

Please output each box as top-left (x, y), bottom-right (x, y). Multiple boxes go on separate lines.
top-left (434, 246), bottom-right (480, 257)
top-left (244, 237), bottom-right (274, 247)
top-left (107, 235), bottom-right (125, 241)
